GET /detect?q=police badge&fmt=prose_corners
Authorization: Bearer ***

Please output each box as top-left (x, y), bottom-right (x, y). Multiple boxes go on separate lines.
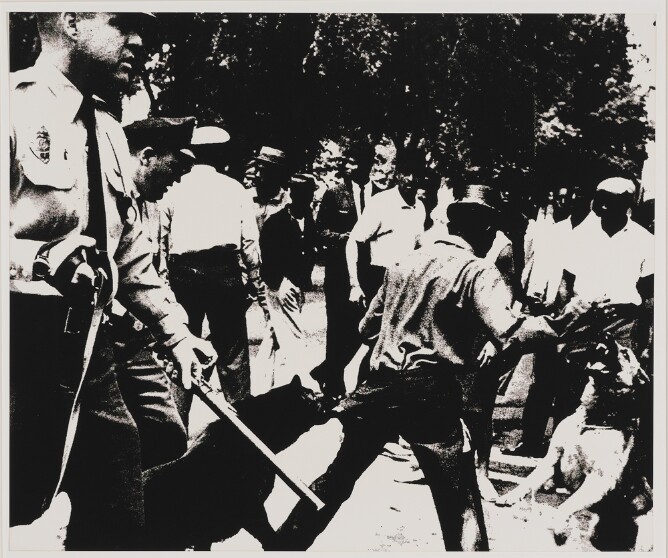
top-left (29, 126), bottom-right (51, 163)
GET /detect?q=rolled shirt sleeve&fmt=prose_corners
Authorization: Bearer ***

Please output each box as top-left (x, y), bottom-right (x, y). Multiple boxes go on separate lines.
top-left (114, 199), bottom-right (190, 349)
top-left (349, 202), bottom-right (381, 244)
top-left (466, 261), bottom-right (522, 344)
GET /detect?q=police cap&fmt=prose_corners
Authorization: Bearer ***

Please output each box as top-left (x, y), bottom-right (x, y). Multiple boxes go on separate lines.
top-left (124, 116), bottom-right (197, 159)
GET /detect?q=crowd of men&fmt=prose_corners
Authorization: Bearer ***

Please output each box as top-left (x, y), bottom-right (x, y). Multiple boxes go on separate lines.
top-left (8, 12), bottom-right (654, 551)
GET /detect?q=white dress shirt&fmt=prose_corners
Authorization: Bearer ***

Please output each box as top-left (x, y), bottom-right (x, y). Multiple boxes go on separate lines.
top-left (349, 186), bottom-right (426, 268)
top-left (563, 213), bottom-right (653, 305)
top-left (162, 164), bottom-right (260, 272)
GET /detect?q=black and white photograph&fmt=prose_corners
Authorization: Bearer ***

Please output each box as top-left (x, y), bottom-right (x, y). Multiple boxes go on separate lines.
top-left (1, 2), bottom-right (665, 554)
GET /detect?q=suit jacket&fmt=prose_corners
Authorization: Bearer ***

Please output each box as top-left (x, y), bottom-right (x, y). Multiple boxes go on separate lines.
top-left (260, 206), bottom-right (316, 291)
top-left (316, 179), bottom-right (370, 286)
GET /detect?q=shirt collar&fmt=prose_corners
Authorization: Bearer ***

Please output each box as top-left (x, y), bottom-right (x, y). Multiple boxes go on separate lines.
top-left (433, 233), bottom-right (475, 253)
top-left (388, 185), bottom-right (417, 209)
top-left (188, 164), bottom-right (217, 177)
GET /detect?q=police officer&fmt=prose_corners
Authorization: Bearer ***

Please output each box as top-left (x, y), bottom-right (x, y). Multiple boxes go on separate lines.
top-left (9, 13), bottom-right (216, 549)
top-left (114, 116), bottom-right (198, 470)
top-left (269, 184), bottom-right (594, 551)
top-left (164, 126), bottom-right (273, 416)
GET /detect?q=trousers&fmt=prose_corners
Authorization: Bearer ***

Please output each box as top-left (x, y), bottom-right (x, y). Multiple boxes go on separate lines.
top-left (114, 325), bottom-right (187, 470)
top-left (10, 292), bottom-right (144, 550)
top-left (169, 251), bottom-right (251, 423)
top-left (270, 365), bottom-right (488, 551)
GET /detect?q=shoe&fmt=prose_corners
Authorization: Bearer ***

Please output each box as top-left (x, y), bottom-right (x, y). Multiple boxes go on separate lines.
top-left (476, 471), bottom-right (499, 502)
top-left (501, 441), bottom-right (546, 458)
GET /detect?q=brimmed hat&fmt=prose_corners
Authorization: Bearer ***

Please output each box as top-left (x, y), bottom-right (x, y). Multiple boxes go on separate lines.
top-left (447, 184), bottom-right (502, 220)
top-left (289, 173), bottom-right (317, 192)
top-left (192, 126), bottom-right (231, 146)
top-left (124, 116), bottom-right (196, 159)
top-left (256, 146), bottom-right (286, 166)
top-left (596, 177), bottom-right (636, 196)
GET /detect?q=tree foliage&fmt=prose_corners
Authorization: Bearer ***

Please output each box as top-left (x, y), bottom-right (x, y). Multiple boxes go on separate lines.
top-left (9, 12), bottom-right (653, 199)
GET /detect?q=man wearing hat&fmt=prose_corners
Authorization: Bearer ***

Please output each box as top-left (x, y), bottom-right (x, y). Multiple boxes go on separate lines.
top-left (8, 12), bottom-right (216, 549)
top-left (111, 116), bottom-right (197, 470)
top-left (164, 126), bottom-right (272, 418)
top-left (249, 146), bottom-right (290, 232)
top-left (259, 174), bottom-right (318, 387)
top-left (270, 183), bottom-right (595, 552)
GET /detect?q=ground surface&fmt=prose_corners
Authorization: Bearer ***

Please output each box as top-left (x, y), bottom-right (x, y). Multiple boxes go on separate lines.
top-left (187, 267), bottom-right (652, 552)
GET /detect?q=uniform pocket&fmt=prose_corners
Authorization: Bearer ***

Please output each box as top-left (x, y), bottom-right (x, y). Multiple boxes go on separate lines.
top-left (19, 152), bottom-right (76, 191)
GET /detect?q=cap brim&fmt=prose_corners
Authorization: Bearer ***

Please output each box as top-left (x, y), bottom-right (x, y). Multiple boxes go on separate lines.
top-left (179, 148), bottom-right (196, 160)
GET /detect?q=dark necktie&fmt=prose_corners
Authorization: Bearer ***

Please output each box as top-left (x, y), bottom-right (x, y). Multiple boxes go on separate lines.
top-left (78, 97), bottom-right (109, 270)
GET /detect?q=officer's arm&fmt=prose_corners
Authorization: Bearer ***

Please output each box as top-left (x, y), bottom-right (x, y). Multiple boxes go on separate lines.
top-left (114, 198), bottom-right (191, 349)
top-left (472, 264), bottom-right (576, 372)
top-left (240, 195), bottom-right (272, 321)
top-left (359, 271), bottom-right (387, 344)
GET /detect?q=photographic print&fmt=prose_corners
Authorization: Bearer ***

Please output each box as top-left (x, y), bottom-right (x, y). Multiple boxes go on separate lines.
top-left (2, 2), bottom-right (665, 554)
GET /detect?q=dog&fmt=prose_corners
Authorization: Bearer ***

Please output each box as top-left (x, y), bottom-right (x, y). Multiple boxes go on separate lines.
top-left (141, 375), bottom-right (331, 550)
top-left (496, 338), bottom-right (652, 551)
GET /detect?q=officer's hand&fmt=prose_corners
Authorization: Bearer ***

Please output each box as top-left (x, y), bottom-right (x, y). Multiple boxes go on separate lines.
top-left (69, 262), bottom-right (97, 299)
top-left (350, 285), bottom-right (366, 307)
top-left (35, 234), bottom-right (97, 298)
top-left (169, 335), bottom-right (217, 390)
top-left (477, 341), bottom-right (498, 367)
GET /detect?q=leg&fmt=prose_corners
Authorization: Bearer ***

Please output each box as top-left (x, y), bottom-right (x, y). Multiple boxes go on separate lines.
top-left (316, 278), bottom-right (364, 396)
top-left (116, 345), bottom-right (187, 469)
top-left (205, 284), bottom-right (251, 403)
top-left (517, 349), bottom-right (558, 451)
top-left (9, 293), bottom-right (77, 527)
top-left (62, 332), bottom-right (145, 550)
top-left (552, 356), bottom-right (587, 428)
top-left (409, 425), bottom-right (489, 551)
top-left (168, 273), bottom-right (206, 426)
top-left (266, 287), bottom-right (306, 388)
top-left (269, 417), bottom-right (390, 550)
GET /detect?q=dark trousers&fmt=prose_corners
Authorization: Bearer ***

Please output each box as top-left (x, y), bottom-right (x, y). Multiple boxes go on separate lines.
top-left (169, 252), bottom-right (251, 424)
top-left (519, 348), bottom-right (587, 448)
top-left (10, 292), bottom-right (144, 550)
top-left (271, 366), bottom-right (488, 551)
top-left (114, 328), bottom-right (187, 470)
top-left (313, 267), bottom-right (366, 393)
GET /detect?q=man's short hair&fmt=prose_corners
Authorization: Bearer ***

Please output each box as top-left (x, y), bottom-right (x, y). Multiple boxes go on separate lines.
top-left (36, 12), bottom-right (95, 37)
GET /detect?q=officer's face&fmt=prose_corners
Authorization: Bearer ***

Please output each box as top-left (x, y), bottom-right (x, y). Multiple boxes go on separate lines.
top-left (76, 13), bottom-right (144, 91)
top-left (140, 149), bottom-right (189, 202)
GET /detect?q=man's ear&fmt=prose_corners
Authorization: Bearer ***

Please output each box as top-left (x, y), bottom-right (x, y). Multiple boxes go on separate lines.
top-left (61, 13), bottom-right (80, 41)
top-left (138, 146), bottom-right (155, 166)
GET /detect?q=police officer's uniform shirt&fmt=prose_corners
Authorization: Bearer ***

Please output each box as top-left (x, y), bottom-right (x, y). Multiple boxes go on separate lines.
top-left (162, 164), bottom-right (261, 274)
top-left (9, 57), bottom-right (190, 346)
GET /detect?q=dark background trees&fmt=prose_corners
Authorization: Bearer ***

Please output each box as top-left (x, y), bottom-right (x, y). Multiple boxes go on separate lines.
top-left (9, 11), bottom-right (654, 204)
